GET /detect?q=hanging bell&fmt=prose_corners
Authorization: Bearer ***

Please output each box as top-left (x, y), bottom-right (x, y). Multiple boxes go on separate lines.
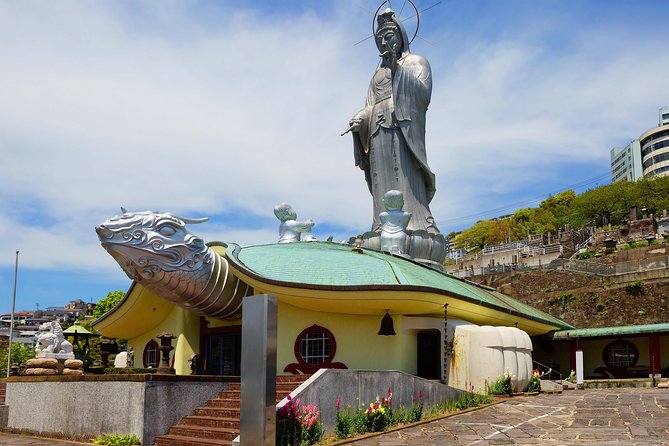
top-left (378, 311), bottom-right (396, 336)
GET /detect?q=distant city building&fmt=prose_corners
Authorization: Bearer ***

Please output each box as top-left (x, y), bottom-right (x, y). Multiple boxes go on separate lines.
top-left (641, 107), bottom-right (669, 179)
top-left (660, 106), bottom-right (669, 126)
top-left (610, 107), bottom-right (669, 182)
top-left (610, 140), bottom-right (642, 183)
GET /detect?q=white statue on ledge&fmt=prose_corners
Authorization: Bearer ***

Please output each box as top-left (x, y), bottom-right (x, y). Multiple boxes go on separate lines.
top-left (35, 321), bottom-right (75, 359)
top-left (274, 203), bottom-right (316, 243)
top-left (379, 190), bottom-right (411, 255)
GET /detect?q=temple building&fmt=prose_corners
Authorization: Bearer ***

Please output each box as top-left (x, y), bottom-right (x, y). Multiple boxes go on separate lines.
top-left (92, 232), bottom-right (572, 391)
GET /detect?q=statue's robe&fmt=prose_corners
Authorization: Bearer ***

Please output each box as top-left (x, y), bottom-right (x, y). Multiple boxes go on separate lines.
top-left (353, 53), bottom-right (438, 234)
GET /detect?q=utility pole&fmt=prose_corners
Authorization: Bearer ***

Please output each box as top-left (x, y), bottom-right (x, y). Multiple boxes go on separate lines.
top-left (6, 251), bottom-right (19, 378)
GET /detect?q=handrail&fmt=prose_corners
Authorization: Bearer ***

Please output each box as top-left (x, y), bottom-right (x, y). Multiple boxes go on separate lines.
top-left (532, 360), bottom-right (562, 382)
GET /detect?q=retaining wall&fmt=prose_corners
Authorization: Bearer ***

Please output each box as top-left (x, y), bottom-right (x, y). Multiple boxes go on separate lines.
top-left (278, 369), bottom-right (465, 434)
top-left (5, 374), bottom-right (236, 446)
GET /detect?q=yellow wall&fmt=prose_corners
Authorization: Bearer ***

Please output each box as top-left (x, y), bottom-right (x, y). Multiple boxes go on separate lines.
top-left (277, 301), bottom-right (418, 375)
top-left (576, 337), bottom-right (648, 377)
top-left (128, 305), bottom-right (200, 374)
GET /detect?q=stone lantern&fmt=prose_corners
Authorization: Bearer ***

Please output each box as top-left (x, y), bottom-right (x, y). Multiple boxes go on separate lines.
top-left (156, 332), bottom-right (177, 375)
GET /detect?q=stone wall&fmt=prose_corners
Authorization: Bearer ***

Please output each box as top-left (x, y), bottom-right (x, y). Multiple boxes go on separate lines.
top-left (278, 369), bottom-right (464, 434)
top-left (5, 374), bottom-right (236, 446)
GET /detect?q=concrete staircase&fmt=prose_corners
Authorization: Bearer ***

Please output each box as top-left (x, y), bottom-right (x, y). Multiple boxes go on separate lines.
top-left (153, 375), bottom-right (310, 446)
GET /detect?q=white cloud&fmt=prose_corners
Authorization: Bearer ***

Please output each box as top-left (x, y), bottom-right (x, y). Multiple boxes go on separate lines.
top-left (0, 0), bottom-right (668, 277)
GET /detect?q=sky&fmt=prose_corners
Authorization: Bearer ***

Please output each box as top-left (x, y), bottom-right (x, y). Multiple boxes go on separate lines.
top-left (1, 0), bottom-right (668, 314)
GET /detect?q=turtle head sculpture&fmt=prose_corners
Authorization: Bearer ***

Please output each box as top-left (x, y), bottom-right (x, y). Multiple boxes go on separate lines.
top-left (96, 209), bottom-right (248, 319)
top-left (96, 209), bottom-right (211, 281)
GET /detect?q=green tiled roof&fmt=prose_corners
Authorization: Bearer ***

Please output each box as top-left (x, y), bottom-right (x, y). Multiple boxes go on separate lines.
top-left (547, 323), bottom-right (669, 340)
top-left (225, 242), bottom-right (573, 329)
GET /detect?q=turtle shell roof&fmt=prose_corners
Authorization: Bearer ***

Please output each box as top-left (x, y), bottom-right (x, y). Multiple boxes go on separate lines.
top-left (224, 241), bottom-right (572, 330)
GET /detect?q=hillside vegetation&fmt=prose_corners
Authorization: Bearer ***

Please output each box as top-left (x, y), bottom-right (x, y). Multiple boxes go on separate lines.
top-left (453, 176), bottom-right (669, 251)
top-left (470, 269), bottom-right (669, 329)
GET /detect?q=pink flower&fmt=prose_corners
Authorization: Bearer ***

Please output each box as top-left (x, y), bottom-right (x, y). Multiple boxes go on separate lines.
top-left (419, 391), bottom-right (423, 400)
top-left (336, 398), bottom-right (341, 410)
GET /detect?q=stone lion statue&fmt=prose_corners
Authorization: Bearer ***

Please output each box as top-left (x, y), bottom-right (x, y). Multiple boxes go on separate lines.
top-left (35, 321), bottom-right (73, 357)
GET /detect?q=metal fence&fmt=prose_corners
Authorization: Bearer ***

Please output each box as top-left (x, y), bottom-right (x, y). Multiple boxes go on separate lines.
top-left (449, 256), bottom-right (669, 279)
top-left (564, 256), bottom-right (669, 276)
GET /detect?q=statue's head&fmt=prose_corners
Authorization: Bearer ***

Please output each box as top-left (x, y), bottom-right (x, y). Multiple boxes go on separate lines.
top-left (95, 209), bottom-right (211, 281)
top-left (273, 203), bottom-right (297, 222)
top-left (375, 8), bottom-right (410, 59)
top-left (383, 190), bottom-right (405, 211)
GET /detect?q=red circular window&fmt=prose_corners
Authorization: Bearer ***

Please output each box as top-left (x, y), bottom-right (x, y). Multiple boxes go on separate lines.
top-left (603, 339), bottom-right (639, 368)
top-left (283, 324), bottom-right (347, 375)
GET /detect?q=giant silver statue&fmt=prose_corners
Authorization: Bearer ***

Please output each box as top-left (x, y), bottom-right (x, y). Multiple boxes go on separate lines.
top-left (96, 209), bottom-right (251, 319)
top-left (347, 7), bottom-right (445, 267)
top-left (348, 7), bottom-right (437, 235)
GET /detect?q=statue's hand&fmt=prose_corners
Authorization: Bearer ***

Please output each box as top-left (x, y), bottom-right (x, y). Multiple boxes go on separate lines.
top-left (348, 117), bottom-right (363, 133)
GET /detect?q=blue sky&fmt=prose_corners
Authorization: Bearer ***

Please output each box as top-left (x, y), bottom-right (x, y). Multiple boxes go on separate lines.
top-left (1, 0), bottom-right (668, 314)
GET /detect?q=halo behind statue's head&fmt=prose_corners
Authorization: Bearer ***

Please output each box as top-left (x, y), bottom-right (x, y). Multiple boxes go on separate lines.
top-left (372, 1), bottom-right (418, 55)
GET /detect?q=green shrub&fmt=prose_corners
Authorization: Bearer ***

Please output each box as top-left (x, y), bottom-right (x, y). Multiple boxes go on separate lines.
top-left (0, 342), bottom-right (35, 376)
top-left (488, 371), bottom-right (513, 395)
top-left (405, 402), bottom-right (423, 423)
top-left (335, 388), bottom-right (492, 440)
top-left (548, 293), bottom-right (575, 306)
top-left (625, 280), bottom-right (646, 296)
top-left (623, 241), bottom-right (649, 250)
top-left (92, 434), bottom-right (140, 446)
top-left (578, 250), bottom-right (594, 260)
top-left (526, 370), bottom-right (542, 393)
top-left (334, 401), bottom-right (352, 439)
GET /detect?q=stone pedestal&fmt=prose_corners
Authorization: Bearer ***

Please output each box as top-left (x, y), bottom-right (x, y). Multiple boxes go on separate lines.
top-left (24, 356), bottom-right (84, 376)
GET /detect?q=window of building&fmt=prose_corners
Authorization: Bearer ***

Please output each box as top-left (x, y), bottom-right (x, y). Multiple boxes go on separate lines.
top-left (143, 339), bottom-right (159, 368)
top-left (298, 327), bottom-right (333, 365)
top-left (284, 324), bottom-right (347, 374)
top-left (603, 339), bottom-right (638, 368)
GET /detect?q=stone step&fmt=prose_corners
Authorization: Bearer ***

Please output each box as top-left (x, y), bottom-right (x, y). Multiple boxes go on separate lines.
top-left (194, 407), bottom-right (240, 418)
top-left (154, 375), bottom-right (311, 446)
top-left (168, 424), bottom-right (238, 441)
top-left (205, 399), bottom-right (241, 410)
top-left (182, 415), bottom-right (239, 430)
top-left (154, 433), bottom-right (232, 446)
top-left (217, 390), bottom-right (240, 399)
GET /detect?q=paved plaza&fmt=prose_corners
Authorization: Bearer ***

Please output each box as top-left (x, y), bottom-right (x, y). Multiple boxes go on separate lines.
top-left (0, 388), bottom-right (666, 445)
top-left (344, 388), bottom-right (669, 445)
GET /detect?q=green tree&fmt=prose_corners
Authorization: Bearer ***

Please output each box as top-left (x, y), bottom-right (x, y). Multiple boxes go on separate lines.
top-left (93, 290), bottom-right (126, 320)
top-left (0, 342), bottom-right (36, 375)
